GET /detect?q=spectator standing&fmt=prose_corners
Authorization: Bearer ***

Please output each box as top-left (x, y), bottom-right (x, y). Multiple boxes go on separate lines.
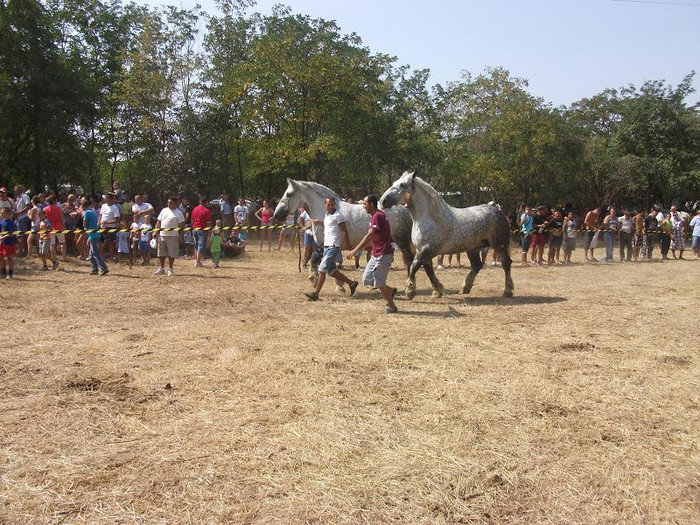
top-left (0, 207), bottom-right (17, 279)
top-left (0, 187), bottom-right (13, 213)
top-left (191, 196), bottom-right (213, 268)
top-left (669, 206), bottom-right (685, 259)
top-left (602, 206), bottom-right (619, 262)
top-left (530, 205), bottom-right (549, 265)
top-left (219, 194), bottom-right (233, 240)
top-left (547, 210), bottom-right (564, 264)
top-left (180, 196), bottom-right (194, 258)
top-left (83, 196), bottom-right (108, 275)
top-left (139, 214), bottom-right (153, 266)
top-left (44, 195), bottom-right (67, 262)
top-left (583, 207), bottom-right (602, 262)
top-left (254, 199), bottom-right (274, 251)
top-left (643, 208), bottom-right (658, 259)
top-left (689, 210), bottom-right (700, 258)
top-left (562, 211), bottom-right (577, 263)
top-left (618, 209), bottom-right (634, 262)
top-left (659, 213), bottom-right (673, 260)
top-left (633, 210), bottom-right (645, 260)
top-left (131, 195), bottom-right (154, 226)
top-left (62, 194), bottom-right (80, 257)
top-left (116, 218), bottom-right (131, 265)
top-left (153, 196), bottom-right (185, 276)
top-left (99, 192), bottom-right (121, 261)
top-left (518, 206), bottom-right (533, 266)
top-left (346, 195), bottom-right (398, 313)
top-left (12, 185), bottom-right (31, 257)
top-left (304, 196), bottom-right (358, 301)
top-left (37, 209), bottom-right (58, 271)
top-left (234, 197), bottom-right (249, 245)
top-left (208, 220), bottom-right (223, 268)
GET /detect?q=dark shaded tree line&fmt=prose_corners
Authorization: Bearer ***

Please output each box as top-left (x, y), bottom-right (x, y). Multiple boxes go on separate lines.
top-left (1, 0), bottom-right (698, 213)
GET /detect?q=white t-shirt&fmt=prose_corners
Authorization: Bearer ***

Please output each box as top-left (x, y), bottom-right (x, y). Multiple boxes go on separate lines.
top-left (157, 207), bottom-right (185, 237)
top-left (100, 203), bottom-right (121, 225)
top-left (618, 215), bottom-right (634, 234)
top-left (132, 202), bottom-right (153, 225)
top-left (234, 204), bottom-right (248, 224)
top-left (14, 193), bottom-right (30, 220)
top-left (323, 210), bottom-right (346, 248)
top-left (690, 216), bottom-right (700, 237)
top-left (140, 223), bottom-right (152, 242)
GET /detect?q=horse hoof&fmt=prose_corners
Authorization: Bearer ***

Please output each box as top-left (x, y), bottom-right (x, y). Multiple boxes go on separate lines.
top-left (431, 290), bottom-right (443, 299)
top-left (503, 290), bottom-right (514, 298)
top-left (405, 289), bottom-right (416, 300)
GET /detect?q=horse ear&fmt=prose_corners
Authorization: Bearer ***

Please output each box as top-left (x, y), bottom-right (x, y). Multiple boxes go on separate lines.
top-left (287, 178), bottom-right (297, 188)
top-left (410, 172), bottom-right (416, 190)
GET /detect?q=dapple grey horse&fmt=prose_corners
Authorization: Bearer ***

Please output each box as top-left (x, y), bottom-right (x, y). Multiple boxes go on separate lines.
top-left (380, 172), bottom-right (514, 299)
top-left (273, 179), bottom-right (415, 278)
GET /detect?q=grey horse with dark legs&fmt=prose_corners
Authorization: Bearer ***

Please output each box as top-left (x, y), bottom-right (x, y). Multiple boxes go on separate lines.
top-left (273, 179), bottom-right (415, 285)
top-left (380, 172), bottom-right (514, 299)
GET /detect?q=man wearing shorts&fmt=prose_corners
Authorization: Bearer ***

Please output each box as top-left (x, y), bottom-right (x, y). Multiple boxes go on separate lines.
top-left (13, 185), bottom-right (31, 257)
top-left (347, 195), bottom-right (398, 313)
top-left (304, 196), bottom-right (358, 301)
top-left (583, 207), bottom-right (602, 262)
top-left (154, 196), bottom-right (185, 276)
top-left (191, 196), bottom-right (212, 268)
top-left (518, 206), bottom-right (533, 266)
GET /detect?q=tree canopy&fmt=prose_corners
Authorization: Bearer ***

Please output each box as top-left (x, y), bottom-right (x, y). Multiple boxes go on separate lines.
top-left (1, 0), bottom-right (698, 212)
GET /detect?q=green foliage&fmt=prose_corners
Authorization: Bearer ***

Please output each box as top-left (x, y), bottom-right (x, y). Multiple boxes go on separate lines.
top-left (0, 0), bottom-right (697, 213)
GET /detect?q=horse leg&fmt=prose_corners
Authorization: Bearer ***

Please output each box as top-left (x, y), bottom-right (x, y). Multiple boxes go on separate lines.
top-left (499, 245), bottom-right (514, 297)
top-left (405, 245), bottom-right (431, 300)
top-left (460, 249), bottom-right (483, 294)
top-left (400, 244), bottom-right (416, 292)
top-left (423, 259), bottom-right (446, 298)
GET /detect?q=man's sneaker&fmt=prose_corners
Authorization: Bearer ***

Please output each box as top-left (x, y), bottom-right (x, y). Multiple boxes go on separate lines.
top-left (194, 261), bottom-right (203, 268)
top-left (305, 292), bottom-right (319, 301)
top-left (437, 264), bottom-right (444, 270)
top-left (90, 269), bottom-right (98, 275)
top-left (155, 267), bottom-right (165, 275)
top-left (349, 281), bottom-right (359, 297)
top-left (51, 261), bottom-right (59, 270)
top-left (100, 269), bottom-right (109, 276)
top-left (4, 275), bottom-right (10, 280)
top-left (386, 306), bottom-right (398, 314)
top-left (166, 268), bottom-right (173, 277)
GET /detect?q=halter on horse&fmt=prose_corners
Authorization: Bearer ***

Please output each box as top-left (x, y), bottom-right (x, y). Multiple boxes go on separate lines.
top-left (380, 172), bottom-right (514, 299)
top-left (273, 179), bottom-right (415, 277)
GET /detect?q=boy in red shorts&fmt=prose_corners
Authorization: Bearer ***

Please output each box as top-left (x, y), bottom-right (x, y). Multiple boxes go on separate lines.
top-left (0, 207), bottom-right (17, 279)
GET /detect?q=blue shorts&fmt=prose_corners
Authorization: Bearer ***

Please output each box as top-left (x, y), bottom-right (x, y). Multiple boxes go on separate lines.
top-left (17, 216), bottom-right (30, 236)
top-left (693, 236), bottom-right (700, 250)
top-left (139, 240), bottom-right (150, 252)
top-left (319, 246), bottom-right (341, 275)
top-left (193, 230), bottom-right (207, 252)
top-left (303, 232), bottom-right (315, 247)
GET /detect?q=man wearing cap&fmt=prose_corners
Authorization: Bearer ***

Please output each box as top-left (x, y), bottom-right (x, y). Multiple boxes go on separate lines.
top-left (12, 185), bottom-right (31, 257)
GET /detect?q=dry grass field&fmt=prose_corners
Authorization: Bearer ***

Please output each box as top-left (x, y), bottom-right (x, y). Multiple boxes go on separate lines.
top-left (1, 246), bottom-right (699, 524)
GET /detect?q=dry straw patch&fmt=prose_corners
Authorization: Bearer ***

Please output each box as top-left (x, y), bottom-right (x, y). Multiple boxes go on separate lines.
top-left (1, 249), bottom-right (698, 523)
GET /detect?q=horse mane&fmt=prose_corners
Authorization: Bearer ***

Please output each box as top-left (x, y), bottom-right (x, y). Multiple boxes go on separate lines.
top-left (411, 175), bottom-right (451, 234)
top-left (297, 181), bottom-right (339, 202)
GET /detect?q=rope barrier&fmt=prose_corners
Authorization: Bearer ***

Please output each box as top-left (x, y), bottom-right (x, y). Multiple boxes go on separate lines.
top-left (0, 225), bottom-right (301, 235)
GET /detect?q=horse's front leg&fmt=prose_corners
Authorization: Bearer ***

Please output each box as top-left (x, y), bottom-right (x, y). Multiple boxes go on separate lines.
top-left (460, 249), bottom-right (483, 294)
top-left (423, 258), bottom-right (446, 298)
top-left (405, 245), bottom-right (431, 300)
top-left (400, 244), bottom-right (416, 290)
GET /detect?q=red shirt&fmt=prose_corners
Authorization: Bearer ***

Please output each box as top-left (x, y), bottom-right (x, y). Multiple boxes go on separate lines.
top-left (44, 203), bottom-right (64, 230)
top-left (370, 210), bottom-right (393, 257)
top-left (191, 205), bottom-right (212, 229)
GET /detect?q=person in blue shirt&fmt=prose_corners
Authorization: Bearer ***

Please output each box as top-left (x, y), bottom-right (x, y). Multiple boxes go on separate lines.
top-left (83, 196), bottom-right (109, 276)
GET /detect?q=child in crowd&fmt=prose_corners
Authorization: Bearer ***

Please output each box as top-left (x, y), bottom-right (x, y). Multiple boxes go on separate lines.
top-left (0, 207), bottom-right (17, 279)
top-left (208, 219), bottom-right (223, 268)
top-left (116, 219), bottom-right (131, 265)
top-left (139, 214), bottom-right (152, 265)
top-left (130, 214), bottom-right (140, 263)
top-left (38, 209), bottom-right (58, 270)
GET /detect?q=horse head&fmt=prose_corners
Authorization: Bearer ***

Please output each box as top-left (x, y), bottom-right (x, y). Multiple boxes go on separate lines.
top-left (274, 178), bottom-right (298, 222)
top-left (380, 171), bottom-right (415, 209)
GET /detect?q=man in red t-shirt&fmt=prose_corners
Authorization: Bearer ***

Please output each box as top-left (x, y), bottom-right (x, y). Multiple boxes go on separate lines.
top-left (347, 194), bottom-right (398, 313)
top-left (191, 196), bottom-right (212, 267)
top-left (43, 194), bottom-right (68, 262)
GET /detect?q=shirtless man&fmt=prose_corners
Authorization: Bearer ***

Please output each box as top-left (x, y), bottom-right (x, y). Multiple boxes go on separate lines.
top-left (583, 207), bottom-right (602, 262)
top-left (632, 209), bottom-right (645, 260)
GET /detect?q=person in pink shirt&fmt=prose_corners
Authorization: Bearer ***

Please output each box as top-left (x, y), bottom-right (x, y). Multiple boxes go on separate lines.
top-left (43, 194), bottom-right (67, 262)
top-left (191, 196), bottom-right (213, 267)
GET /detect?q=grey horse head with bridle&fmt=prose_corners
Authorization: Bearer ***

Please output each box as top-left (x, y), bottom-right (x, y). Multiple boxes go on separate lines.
top-left (380, 171), bottom-right (514, 299)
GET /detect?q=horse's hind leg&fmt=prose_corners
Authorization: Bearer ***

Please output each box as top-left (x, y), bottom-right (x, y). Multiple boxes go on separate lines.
top-left (399, 243), bottom-right (416, 290)
top-left (499, 246), bottom-right (514, 297)
top-left (460, 249), bottom-right (483, 294)
top-left (423, 259), bottom-right (446, 298)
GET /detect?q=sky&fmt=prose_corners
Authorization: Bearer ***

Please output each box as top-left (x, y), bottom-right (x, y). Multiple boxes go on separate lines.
top-left (139, 0), bottom-right (700, 107)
